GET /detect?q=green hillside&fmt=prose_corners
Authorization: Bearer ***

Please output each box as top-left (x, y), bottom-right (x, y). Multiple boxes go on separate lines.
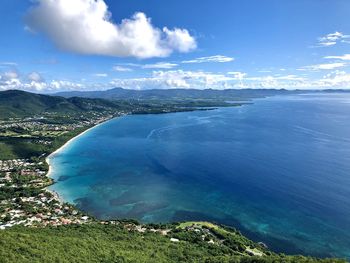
top-left (0, 89), bottom-right (229, 120)
top-left (0, 222), bottom-right (344, 263)
top-left (0, 90), bottom-right (122, 119)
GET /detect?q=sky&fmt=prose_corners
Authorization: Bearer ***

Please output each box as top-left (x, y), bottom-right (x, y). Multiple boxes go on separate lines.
top-left (1, 0), bottom-right (350, 92)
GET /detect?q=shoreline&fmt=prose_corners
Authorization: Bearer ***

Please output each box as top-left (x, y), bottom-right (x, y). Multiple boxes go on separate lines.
top-left (45, 117), bottom-right (115, 196)
top-left (43, 107), bottom-right (220, 204)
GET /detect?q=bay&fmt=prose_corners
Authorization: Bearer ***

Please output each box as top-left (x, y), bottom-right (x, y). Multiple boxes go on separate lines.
top-left (49, 94), bottom-right (350, 259)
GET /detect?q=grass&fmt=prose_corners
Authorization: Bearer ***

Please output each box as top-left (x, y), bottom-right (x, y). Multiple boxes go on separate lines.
top-left (178, 221), bottom-right (220, 230)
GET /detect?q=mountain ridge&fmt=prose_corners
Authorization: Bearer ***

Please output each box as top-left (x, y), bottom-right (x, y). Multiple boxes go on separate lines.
top-left (54, 87), bottom-right (350, 100)
top-left (0, 89), bottom-right (121, 118)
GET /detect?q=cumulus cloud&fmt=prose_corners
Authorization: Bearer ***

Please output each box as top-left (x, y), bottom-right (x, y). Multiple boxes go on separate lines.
top-left (110, 70), bottom-right (234, 90)
top-left (182, 55), bottom-right (234, 64)
top-left (2, 71), bottom-right (19, 80)
top-left (227, 72), bottom-right (247, 87)
top-left (2, 69), bottom-right (350, 91)
top-left (0, 70), bottom-right (87, 92)
top-left (28, 72), bottom-right (44, 82)
top-left (163, 27), bottom-right (197, 53)
top-left (0, 71), bottom-right (21, 91)
top-left (25, 0), bottom-right (196, 59)
top-left (109, 70), bottom-right (350, 90)
top-left (317, 70), bottom-right (350, 88)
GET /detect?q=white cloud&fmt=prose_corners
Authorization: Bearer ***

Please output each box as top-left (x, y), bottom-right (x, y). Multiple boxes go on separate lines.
top-left (276, 75), bottom-right (305, 81)
top-left (242, 75), bottom-right (308, 89)
top-left (324, 54), bottom-right (350, 61)
top-left (25, 0), bottom-right (196, 59)
top-left (110, 70), bottom-right (234, 90)
top-left (113, 66), bottom-right (133, 72)
top-left (142, 62), bottom-right (178, 69)
top-left (2, 67), bottom-right (350, 92)
top-left (227, 71), bottom-right (247, 79)
top-left (93, 73), bottom-right (108, 77)
top-left (114, 69), bottom-right (350, 90)
top-left (319, 41), bottom-right (337, 47)
top-left (316, 31), bottom-right (350, 47)
top-left (0, 70), bottom-right (88, 92)
top-left (298, 62), bottom-right (346, 71)
top-left (316, 70), bottom-right (350, 88)
top-left (47, 80), bottom-right (84, 91)
top-left (2, 70), bottom-right (350, 91)
top-left (110, 55), bottom-right (233, 71)
top-left (113, 62), bottom-right (178, 70)
top-left (163, 27), bottom-right (197, 53)
top-left (2, 71), bottom-right (19, 80)
top-left (258, 70), bottom-right (272, 73)
top-left (227, 72), bottom-right (247, 87)
top-left (182, 55), bottom-right (234, 64)
top-left (0, 62), bottom-right (18, 67)
top-left (0, 71), bottom-right (21, 91)
top-left (28, 72), bottom-right (44, 82)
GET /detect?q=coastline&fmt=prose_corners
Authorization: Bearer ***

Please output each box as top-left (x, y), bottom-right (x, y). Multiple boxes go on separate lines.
top-left (45, 117), bottom-right (115, 197)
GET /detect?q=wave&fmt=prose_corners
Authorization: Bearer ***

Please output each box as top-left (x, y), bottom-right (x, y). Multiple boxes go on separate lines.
top-left (146, 115), bottom-right (218, 140)
top-left (293, 125), bottom-right (350, 143)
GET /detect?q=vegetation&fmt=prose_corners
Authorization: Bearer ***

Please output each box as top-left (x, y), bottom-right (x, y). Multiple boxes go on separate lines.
top-left (0, 90), bottom-right (228, 120)
top-left (0, 122), bottom-right (94, 160)
top-left (0, 90), bottom-right (120, 119)
top-left (55, 87), bottom-right (298, 101)
top-left (0, 223), bottom-right (345, 263)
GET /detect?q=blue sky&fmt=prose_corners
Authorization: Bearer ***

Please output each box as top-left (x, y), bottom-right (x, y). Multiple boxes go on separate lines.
top-left (1, 0), bottom-right (350, 92)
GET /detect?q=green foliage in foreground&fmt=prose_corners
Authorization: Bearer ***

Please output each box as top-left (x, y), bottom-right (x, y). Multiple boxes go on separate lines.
top-left (0, 223), bottom-right (345, 263)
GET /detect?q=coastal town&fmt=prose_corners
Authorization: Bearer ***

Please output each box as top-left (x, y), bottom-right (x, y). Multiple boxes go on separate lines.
top-left (0, 110), bottom-right (126, 230)
top-left (0, 94), bottom-right (214, 230)
top-left (0, 102), bottom-right (198, 230)
top-left (0, 158), bottom-right (91, 229)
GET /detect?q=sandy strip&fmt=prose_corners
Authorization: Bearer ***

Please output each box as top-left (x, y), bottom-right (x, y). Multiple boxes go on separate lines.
top-left (45, 119), bottom-right (113, 179)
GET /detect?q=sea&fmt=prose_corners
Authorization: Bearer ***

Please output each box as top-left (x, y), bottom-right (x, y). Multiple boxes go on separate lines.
top-left (48, 93), bottom-right (350, 259)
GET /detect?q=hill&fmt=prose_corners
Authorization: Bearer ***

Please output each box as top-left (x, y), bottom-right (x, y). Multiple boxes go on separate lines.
top-left (0, 90), bottom-right (122, 119)
top-left (0, 222), bottom-right (344, 263)
top-left (55, 87), bottom-right (350, 101)
top-left (55, 87), bottom-right (293, 101)
top-left (0, 90), bottom-right (230, 120)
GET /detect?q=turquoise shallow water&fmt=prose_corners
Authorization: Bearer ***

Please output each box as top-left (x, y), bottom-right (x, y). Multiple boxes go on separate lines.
top-left (49, 94), bottom-right (350, 259)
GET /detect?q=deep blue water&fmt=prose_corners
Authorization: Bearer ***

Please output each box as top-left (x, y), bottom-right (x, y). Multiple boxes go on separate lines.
top-left (49, 94), bottom-right (350, 259)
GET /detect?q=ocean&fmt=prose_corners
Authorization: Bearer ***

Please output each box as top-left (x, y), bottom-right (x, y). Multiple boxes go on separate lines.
top-left (48, 93), bottom-right (350, 258)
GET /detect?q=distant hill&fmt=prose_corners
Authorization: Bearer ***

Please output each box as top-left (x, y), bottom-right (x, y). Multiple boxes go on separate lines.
top-left (55, 87), bottom-right (292, 100)
top-left (2, 88), bottom-right (349, 119)
top-left (0, 89), bottom-right (226, 120)
top-left (55, 87), bottom-right (350, 101)
top-left (0, 90), bottom-right (120, 119)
